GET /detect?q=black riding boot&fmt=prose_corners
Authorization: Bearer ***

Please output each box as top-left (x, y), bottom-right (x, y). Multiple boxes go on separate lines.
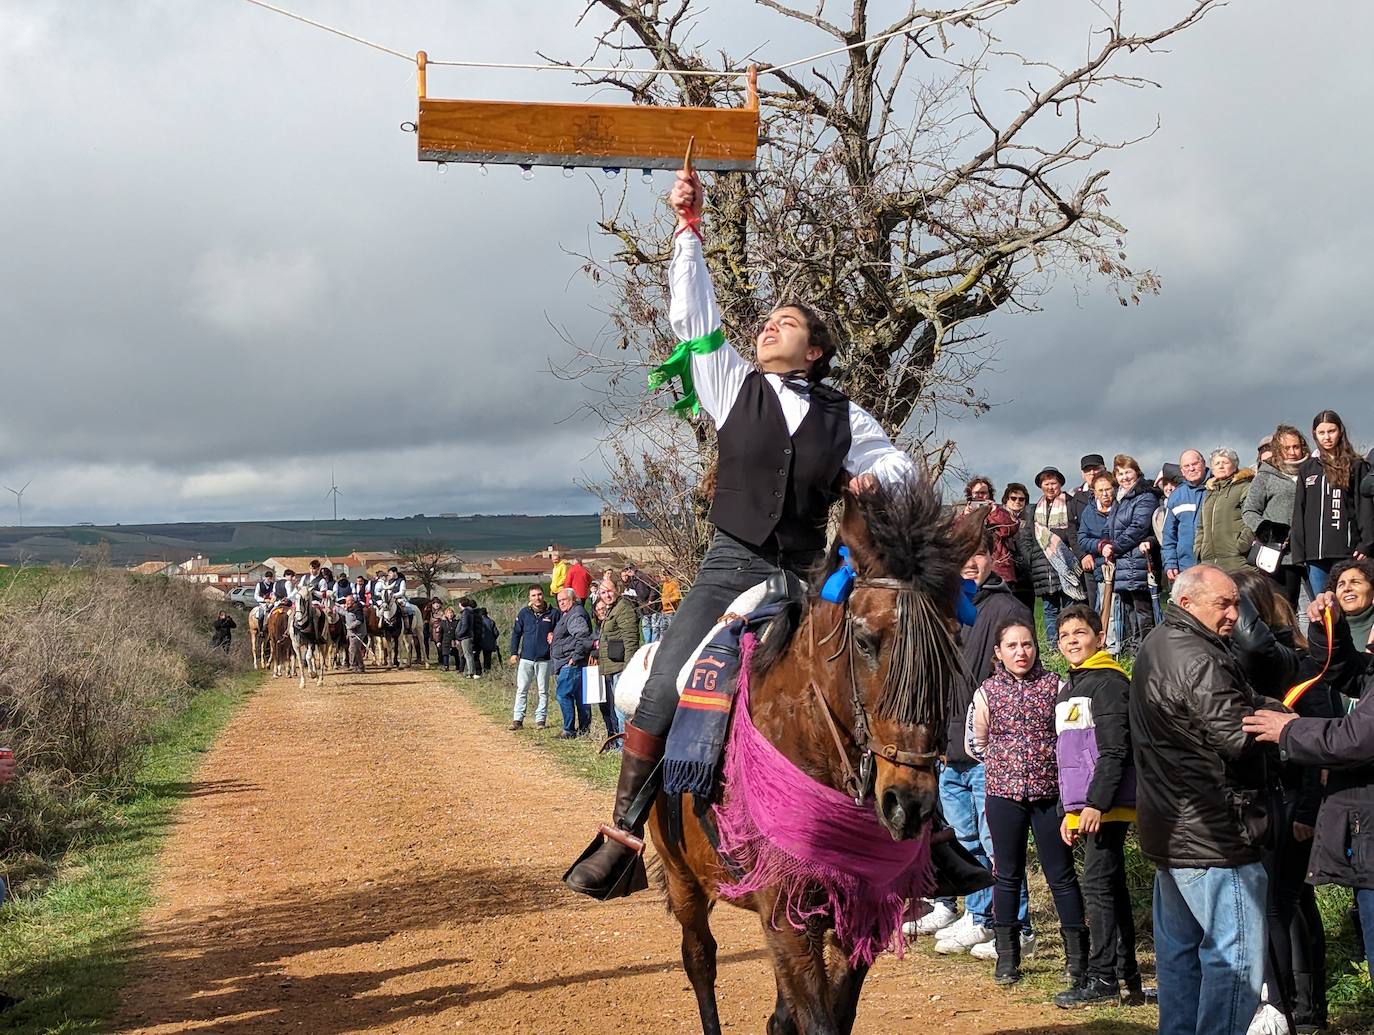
top-left (994, 926), bottom-right (1022, 986)
top-left (563, 723), bottom-right (665, 900)
top-left (928, 827), bottom-right (995, 899)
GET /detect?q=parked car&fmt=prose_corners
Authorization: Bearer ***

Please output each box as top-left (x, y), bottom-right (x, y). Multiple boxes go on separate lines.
top-left (228, 586), bottom-right (258, 608)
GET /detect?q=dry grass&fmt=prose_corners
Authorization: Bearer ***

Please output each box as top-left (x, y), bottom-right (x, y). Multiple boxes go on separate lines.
top-left (0, 564), bottom-right (246, 882)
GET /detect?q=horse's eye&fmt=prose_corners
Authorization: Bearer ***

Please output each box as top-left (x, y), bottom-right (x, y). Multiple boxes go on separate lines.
top-left (855, 632), bottom-right (879, 659)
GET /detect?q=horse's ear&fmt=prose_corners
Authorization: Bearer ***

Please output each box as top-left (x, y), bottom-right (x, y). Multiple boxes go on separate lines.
top-left (838, 490), bottom-right (879, 576)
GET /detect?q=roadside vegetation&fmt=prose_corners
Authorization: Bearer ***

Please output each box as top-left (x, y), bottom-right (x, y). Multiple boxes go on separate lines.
top-left (0, 564), bottom-right (258, 1031)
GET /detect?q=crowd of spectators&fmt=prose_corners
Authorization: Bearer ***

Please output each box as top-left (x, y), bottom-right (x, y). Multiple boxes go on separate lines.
top-left (507, 559), bottom-right (679, 739)
top-left (919, 408), bottom-right (1374, 1034)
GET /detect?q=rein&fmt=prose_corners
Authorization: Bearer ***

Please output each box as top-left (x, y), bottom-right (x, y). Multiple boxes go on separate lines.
top-left (806, 576), bottom-right (943, 805)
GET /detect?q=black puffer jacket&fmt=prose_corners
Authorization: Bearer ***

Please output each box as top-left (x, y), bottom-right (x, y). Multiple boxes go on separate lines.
top-left (1230, 603), bottom-right (1335, 825)
top-left (1013, 494), bottom-right (1088, 598)
top-left (946, 576), bottom-right (1031, 764)
top-left (1281, 672), bottom-right (1374, 889)
top-left (1229, 596), bottom-right (1300, 700)
top-left (1130, 603), bottom-right (1274, 868)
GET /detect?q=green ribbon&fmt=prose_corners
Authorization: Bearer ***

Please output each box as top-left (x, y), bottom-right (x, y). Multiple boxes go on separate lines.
top-left (646, 326), bottom-right (725, 417)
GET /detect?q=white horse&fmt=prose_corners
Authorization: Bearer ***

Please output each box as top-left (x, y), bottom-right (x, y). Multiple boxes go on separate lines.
top-left (289, 592), bottom-right (326, 688)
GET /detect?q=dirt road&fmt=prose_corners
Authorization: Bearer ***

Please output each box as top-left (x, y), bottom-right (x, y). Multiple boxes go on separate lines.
top-left (116, 666), bottom-right (1121, 1034)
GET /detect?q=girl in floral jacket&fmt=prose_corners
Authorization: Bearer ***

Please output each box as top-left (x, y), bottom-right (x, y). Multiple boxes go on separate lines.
top-left (967, 618), bottom-right (1087, 991)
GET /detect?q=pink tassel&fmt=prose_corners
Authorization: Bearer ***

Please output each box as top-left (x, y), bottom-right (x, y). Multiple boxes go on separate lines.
top-left (714, 634), bottom-right (934, 966)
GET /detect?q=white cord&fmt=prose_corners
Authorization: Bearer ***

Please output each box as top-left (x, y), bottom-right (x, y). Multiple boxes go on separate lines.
top-left (237, 0), bottom-right (1015, 80)
top-left (238, 0), bottom-right (413, 62)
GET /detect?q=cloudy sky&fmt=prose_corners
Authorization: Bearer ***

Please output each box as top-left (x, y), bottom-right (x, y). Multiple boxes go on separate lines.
top-left (1, 1), bottom-right (1368, 526)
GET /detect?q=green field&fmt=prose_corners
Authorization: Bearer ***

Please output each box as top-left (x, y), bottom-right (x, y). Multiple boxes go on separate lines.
top-left (0, 514), bottom-right (600, 567)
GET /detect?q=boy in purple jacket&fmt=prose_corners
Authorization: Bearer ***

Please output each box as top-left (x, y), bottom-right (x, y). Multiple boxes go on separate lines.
top-left (1053, 604), bottom-right (1146, 1008)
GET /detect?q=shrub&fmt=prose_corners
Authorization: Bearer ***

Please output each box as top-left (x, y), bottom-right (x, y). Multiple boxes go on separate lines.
top-left (0, 565), bottom-right (245, 869)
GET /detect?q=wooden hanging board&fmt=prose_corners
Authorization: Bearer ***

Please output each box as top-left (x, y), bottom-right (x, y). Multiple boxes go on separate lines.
top-left (414, 54), bottom-right (759, 171)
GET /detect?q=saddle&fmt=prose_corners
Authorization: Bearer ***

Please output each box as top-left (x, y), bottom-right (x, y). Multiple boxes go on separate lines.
top-left (613, 572), bottom-right (799, 719)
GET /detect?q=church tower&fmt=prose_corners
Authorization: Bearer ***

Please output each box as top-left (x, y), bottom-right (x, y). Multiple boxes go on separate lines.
top-left (600, 505), bottom-right (624, 546)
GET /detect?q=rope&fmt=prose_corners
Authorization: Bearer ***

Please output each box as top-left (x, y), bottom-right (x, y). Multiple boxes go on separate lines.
top-left (237, 0), bottom-right (412, 62)
top-left (236, 0), bottom-right (1016, 80)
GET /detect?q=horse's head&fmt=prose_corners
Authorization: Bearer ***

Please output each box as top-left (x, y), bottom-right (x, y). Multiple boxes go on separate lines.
top-left (757, 478), bottom-right (972, 841)
top-left (377, 588), bottom-right (398, 622)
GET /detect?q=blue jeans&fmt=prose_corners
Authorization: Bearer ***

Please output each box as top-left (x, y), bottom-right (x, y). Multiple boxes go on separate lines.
top-left (598, 671), bottom-right (621, 742)
top-left (1307, 560), bottom-right (1334, 596)
top-left (513, 658), bottom-right (549, 723)
top-left (1154, 863), bottom-right (1267, 1035)
top-left (555, 664), bottom-right (590, 734)
top-left (1040, 592), bottom-right (1068, 649)
top-left (1356, 888), bottom-right (1374, 983)
top-left (937, 761), bottom-right (1030, 929)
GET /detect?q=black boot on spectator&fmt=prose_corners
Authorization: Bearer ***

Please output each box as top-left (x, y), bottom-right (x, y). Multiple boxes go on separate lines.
top-left (1121, 973), bottom-right (1153, 1006)
top-left (993, 926), bottom-right (1022, 986)
top-left (1058, 925), bottom-right (1091, 995)
top-left (1054, 975), bottom-right (1120, 1009)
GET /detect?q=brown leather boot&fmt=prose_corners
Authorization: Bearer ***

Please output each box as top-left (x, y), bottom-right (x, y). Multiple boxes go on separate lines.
top-left (563, 723), bottom-right (665, 900)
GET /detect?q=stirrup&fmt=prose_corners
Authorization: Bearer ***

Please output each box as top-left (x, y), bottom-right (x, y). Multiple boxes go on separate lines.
top-left (563, 828), bottom-right (649, 901)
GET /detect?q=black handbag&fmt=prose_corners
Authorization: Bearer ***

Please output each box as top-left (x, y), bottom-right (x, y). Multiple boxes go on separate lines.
top-left (606, 639), bottom-right (626, 663)
top-left (1247, 520), bottom-right (1289, 573)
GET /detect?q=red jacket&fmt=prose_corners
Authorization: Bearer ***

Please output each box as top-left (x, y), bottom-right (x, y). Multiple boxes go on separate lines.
top-left (565, 562), bottom-right (592, 601)
top-left (980, 504), bottom-right (1020, 584)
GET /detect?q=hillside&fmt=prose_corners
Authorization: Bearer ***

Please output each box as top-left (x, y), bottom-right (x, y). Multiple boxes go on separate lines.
top-left (0, 514), bottom-right (601, 566)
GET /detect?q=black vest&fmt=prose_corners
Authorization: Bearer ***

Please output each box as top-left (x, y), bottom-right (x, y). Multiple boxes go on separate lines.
top-left (708, 371), bottom-right (851, 553)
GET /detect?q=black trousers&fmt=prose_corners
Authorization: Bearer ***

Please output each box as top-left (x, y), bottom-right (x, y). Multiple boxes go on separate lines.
top-left (1117, 589), bottom-right (1155, 648)
top-left (1265, 793), bottom-right (1328, 1026)
top-left (984, 794), bottom-right (1085, 929)
top-left (631, 530), bottom-right (819, 738)
top-left (1267, 564), bottom-right (1304, 610)
top-left (1081, 821), bottom-right (1140, 983)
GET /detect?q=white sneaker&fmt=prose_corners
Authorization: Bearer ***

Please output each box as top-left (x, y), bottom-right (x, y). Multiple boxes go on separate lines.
top-left (926, 910), bottom-right (971, 943)
top-left (1247, 1003), bottom-right (1288, 1035)
top-left (934, 922), bottom-right (993, 954)
top-left (969, 930), bottom-right (1037, 960)
top-left (905, 901), bottom-right (958, 937)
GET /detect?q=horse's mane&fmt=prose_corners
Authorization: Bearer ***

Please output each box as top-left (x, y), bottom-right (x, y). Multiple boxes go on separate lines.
top-left (748, 477), bottom-right (976, 730)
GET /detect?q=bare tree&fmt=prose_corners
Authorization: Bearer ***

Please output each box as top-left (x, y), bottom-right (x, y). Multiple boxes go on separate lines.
top-left (554, 0), bottom-right (1221, 578)
top-left (393, 539), bottom-right (459, 600)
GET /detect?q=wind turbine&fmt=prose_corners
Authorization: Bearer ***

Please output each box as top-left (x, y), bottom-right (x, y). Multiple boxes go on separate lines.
top-left (3, 478), bottom-right (32, 528)
top-left (325, 468), bottom-right (342, 521)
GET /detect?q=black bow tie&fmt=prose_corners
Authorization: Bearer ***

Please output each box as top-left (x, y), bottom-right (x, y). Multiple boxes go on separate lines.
top-left (775, 370), bottom-right (811, 396)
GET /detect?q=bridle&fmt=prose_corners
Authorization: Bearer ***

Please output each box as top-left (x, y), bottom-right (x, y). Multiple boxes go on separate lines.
top-left (806, 576), bottom-right (945, 805)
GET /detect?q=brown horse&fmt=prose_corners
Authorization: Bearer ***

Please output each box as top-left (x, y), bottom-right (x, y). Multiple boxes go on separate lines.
top-left (647, 481), bottom-right (971, 1035)
top-left (265, 606), bottom-right (294, 679)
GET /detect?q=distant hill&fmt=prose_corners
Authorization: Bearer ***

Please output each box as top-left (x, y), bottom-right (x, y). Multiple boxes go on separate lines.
top-left (0, 515), bottom-right (601, 566)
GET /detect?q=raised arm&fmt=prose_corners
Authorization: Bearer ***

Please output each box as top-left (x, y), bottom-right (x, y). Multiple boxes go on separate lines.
top-left (845, 403), bottom-right (918, 489)
top-left (654, 172), bottom-right (749, 424)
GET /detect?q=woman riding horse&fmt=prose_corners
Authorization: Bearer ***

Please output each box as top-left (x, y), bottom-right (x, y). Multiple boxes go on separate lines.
top-left (566, 169), bottom-right (987, 902)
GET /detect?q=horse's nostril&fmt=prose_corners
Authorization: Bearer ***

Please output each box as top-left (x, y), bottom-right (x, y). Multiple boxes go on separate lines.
top-left (880, 788), bottom-right (905, 824)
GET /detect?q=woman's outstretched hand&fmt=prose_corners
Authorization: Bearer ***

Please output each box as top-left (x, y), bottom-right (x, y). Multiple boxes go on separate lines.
top-left (670, 170), bottom-right (703, 230)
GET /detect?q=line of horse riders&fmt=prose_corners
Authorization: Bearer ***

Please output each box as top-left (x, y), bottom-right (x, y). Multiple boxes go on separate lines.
top-left (246, 560), bottom-right (427, 684)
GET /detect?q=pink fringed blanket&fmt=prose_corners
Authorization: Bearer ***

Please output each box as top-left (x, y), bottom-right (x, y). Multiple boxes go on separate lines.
top-left (713, 633), bottom-right (934, 966)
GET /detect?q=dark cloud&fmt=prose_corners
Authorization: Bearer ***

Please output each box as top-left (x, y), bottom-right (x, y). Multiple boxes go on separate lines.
top-left (1, 2), bottom-right (1369, 525)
